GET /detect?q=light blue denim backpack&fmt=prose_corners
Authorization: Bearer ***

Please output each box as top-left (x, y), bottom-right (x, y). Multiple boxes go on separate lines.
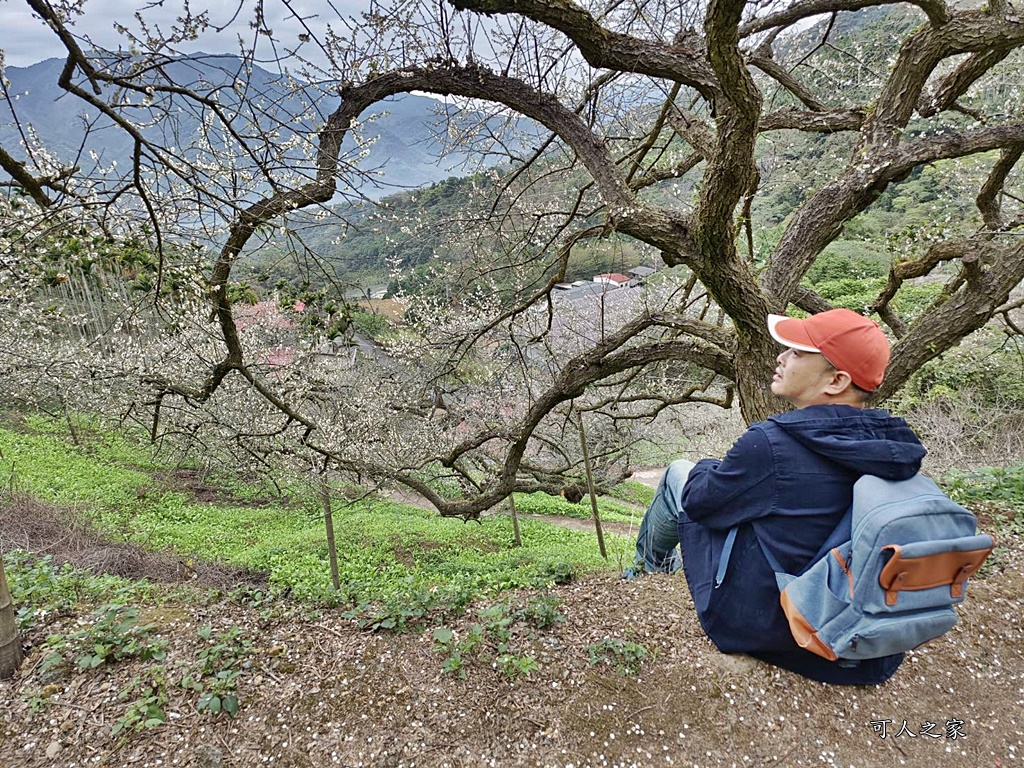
top-left (758, 473), bottom-right (995, 661)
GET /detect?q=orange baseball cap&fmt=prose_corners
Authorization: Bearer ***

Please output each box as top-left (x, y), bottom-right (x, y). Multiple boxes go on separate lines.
top-left (767, 308), bottom-right (890, 391)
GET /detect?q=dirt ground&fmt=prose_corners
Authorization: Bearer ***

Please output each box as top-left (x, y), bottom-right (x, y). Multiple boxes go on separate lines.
top-left (1, 498), bottom-right (1022, 768)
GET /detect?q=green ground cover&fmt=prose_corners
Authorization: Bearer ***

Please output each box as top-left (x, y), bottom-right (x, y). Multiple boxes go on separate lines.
top-left (4, 411), bottom-right (1022, 731)
top-left (0, 419), bottom-right (633, 608)
top-left (5, 413), bottom-right (1020, 615)
top-left (511, 490), bottom-right (646, 525)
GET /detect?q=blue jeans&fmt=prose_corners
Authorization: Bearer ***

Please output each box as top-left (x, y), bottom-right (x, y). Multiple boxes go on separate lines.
top-left (634, 460), bottom-right (695, 573)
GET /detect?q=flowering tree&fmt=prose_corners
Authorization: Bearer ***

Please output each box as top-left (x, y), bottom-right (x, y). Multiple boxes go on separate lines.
top-left (1, 0), bottom-right (1023, 517)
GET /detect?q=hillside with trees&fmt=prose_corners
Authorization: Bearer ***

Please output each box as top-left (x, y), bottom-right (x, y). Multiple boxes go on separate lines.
top-left (0, 0), bottom-right (1019, 520)
top-left (1, 0), bottom-right (1022, 539)
top-left (1, 1), bottom-right (1023, 763)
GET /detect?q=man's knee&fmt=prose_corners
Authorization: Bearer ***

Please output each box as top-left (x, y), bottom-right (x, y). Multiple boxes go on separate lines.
top-left (654, 459), bottom-right (695, 515)
top-left (664, 459), bottom-right (696, 488)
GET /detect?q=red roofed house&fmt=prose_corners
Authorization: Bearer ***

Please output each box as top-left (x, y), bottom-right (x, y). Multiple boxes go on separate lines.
top-left (593, 272), bottom-right (633, 287)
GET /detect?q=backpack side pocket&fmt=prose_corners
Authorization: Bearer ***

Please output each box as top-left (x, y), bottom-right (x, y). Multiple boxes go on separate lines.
top-left (777, 543), bottom-right (854, 661)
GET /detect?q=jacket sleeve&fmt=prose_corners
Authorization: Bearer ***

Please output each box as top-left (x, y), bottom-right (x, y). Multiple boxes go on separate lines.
top-left (679, 425), bottom-right (776, 530)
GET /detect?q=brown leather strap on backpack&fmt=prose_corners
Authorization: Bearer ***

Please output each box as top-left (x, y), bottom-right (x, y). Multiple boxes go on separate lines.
top-left (878, 543), bottom-right (995, 607)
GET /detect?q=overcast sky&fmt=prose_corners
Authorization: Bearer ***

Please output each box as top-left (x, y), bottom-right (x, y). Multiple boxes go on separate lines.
top-left (1, 0), bottom-right (370, 68)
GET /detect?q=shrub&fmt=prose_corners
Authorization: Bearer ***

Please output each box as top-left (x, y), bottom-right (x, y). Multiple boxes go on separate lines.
top-left (899, 327), bottom-right (1024, 410)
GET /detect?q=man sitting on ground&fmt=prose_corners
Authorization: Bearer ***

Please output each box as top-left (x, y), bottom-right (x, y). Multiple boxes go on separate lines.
top-left (632, 308), bottom-right (925, 684)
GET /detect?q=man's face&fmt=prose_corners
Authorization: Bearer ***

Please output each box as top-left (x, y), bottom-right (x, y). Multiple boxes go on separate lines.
top-left (771, 347), bottom-right (838, 408)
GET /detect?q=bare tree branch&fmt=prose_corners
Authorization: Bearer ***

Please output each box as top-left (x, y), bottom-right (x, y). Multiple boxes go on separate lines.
top-left (748, 53), bottom-right (827, 112)
top-left (861, 12), bottom-right (1024, 153)
top-left (976, 144), bottom-right (1024, 231)
top-left (447, 0), bottom-right (720, 100)
top-left (739, 0), bottom-right (951, 38)
top-left (918, 48), bottom-right (1013, 117)
top-left (766, 123), bottom-right (1024, 307)
top-left (0, 146), bottom-right (56, 207)
top-left (758, 108), bottom-right (866, 133)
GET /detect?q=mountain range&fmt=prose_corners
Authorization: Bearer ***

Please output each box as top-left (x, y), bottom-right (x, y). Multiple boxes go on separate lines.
top-left (0, 54), bottom-right (506, 198)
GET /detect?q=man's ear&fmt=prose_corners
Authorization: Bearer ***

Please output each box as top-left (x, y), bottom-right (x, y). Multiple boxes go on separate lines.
top-left (823, 369), bottom-right (855, 396)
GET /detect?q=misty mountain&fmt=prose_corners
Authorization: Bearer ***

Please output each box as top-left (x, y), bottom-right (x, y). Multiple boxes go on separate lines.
top-left (0, 55), bottom-right (510, 198)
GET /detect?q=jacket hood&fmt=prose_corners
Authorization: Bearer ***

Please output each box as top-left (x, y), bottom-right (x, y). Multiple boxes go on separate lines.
top-left (768, 404), bottom-right (925, 480)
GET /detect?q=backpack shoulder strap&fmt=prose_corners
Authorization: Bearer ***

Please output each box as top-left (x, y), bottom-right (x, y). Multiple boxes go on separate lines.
top-left (714, 526), bottom-right (739, 588)
top-left (754, 506), bottom-right (853, 580)
top-left (714, 506), bottom-right (851, 589)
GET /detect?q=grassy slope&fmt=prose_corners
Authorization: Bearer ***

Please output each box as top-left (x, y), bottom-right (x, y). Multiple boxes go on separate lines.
top-left (2, 413), bottom-right (1022, 768)
top-left (0, 418), bottom-right (634, 606)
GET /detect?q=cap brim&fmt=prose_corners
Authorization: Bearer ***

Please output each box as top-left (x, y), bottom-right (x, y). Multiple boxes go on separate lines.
top-left (767, 314), bottom-right (821, 352)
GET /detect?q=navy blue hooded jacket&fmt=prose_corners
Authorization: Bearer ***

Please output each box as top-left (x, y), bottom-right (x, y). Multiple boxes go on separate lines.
top-left (678, 404), bottom-right (926, 684)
